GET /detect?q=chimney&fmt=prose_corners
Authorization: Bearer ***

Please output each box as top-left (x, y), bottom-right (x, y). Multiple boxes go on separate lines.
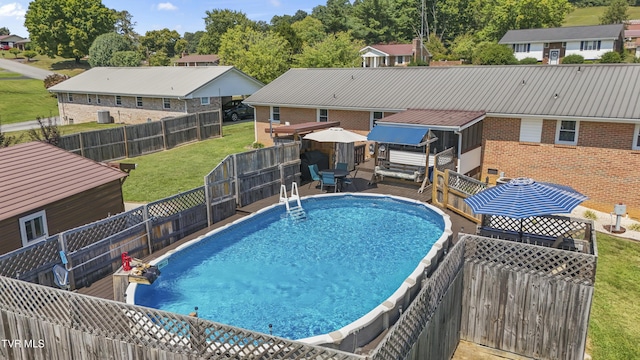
top-left (412, 38), bottom-right (423, 63)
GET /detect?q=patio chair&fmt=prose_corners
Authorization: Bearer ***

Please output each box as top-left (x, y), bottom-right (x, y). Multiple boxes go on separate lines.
top-left (308, 164), bottom-right (322, 189)
top-left (342, 168), bottom-right (359, 191)
top-left (336, 162), bottom-right (348, 171)
top-left (321, 172), bottom-right (337, 192)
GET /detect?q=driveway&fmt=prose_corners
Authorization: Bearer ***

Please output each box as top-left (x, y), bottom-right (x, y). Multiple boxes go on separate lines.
top-left (0, 58), bottom-right (55, 80)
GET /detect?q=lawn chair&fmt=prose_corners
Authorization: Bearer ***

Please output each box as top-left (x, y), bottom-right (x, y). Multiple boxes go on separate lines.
top-left (321, 172), bottom-right (337, 192)
top-left (308, 164), bottom-right (322, 189)
top-left (336, 162), bottom-right (348, 171)
top-left (343, 168), bottom-right (359, 191)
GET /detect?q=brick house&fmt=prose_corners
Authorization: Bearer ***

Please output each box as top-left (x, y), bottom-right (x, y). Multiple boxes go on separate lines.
top-left (499, 24), bottom-right (624, 64)
top-left (244, 65), bottom-right (640, 217)
top-left (48, 66), bottom-right (263, 125)
top-left (360, 38), bottom-right (430, 67)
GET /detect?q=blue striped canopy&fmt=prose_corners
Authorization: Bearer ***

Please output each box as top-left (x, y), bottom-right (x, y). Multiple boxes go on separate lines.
top-left (464, 178), bottom-right (587, 219)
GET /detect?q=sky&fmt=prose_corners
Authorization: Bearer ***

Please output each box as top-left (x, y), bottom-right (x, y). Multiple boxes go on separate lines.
top-left (0, 0), bottom-right (325, 38)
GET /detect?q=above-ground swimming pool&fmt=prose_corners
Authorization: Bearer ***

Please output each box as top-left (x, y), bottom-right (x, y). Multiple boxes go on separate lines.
top-left (128, 193), bottom-right (452, 345)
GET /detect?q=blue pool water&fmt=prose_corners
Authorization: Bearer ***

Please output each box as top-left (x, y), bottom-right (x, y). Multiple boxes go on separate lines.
top-left (133, 195), bottom-right (445, 340)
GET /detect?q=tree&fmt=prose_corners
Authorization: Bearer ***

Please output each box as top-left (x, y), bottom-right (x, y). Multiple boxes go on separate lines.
top-left (23, 50), bottom-right (38, 61)
top-left (0, 27), bottom-right (9, 36)
top-left (198, 9), bottom-right (254, 54)
top-left (0, 120), bottom-right (22, 147)
top-left (351, 0), bottom-right (395, 44)
top-left (88, 32), bottom-right (134, 67)
top-left (148, 50), bottom-right (171, 66)
top-left (273, 21), bottom-right (303, 55)
top-left (24, 0), bottom-right (115, 62)
top-left (109, 51), bottom-right (142, 66)
top-left (561, 54), bottom-right (584, 64)
top-left (174, 39), bottom-right (188, 56)
top-left (293, 31), bottom-right (364, 68)
top-left (28, 116), bottom-right (61, 146)
top-left (219, 26), bottom-right (290, 83)
top-left (44, 73), bottom-right (70, 89)
top-left (600, 0), bottom-right (629, 25)
top-left (312, 0), bottom-right (353, 34)
top-left (140, 29), bottom-right (181, 58)
top-left (183, 31), bottom-right (205, 54)
top-left (114, 10), bottom-right (139, 41)
top-left (389, 0), bottom-right (420, 42)
top-left (8, 48), bottom-right (20, 58)
top-left (599, 51), bottom-right (623, 63)
top-left (291, 17), bottom-right (326, 46)
top-left (472, 42), bottom-right (517, 65)
top-left (425, 34), bottom-right (448, 60)
top-left (450, 33), bottom-right (477, 62)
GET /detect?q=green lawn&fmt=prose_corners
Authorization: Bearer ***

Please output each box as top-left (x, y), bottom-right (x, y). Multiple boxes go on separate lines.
top-left (588, 233), bottom-right (640, 359)
top-left (564, 6), bottom-right (640, 27)
top-left (0, 71), bottom-right (59, 124)
top-left (20, 55), bottom-right (90, 77)
top-left (119, 122), bottom-right (255, 202)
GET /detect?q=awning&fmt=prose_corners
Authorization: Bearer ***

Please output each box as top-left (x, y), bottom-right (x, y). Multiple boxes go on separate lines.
top-left (367, 125), bottom-right (429, 145)
top-left (265, 121), bottom-right (340, 135)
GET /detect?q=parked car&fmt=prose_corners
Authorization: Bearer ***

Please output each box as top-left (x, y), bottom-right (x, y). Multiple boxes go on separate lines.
top-left (223, 100), bottom-right (253, 122)
top-left (0, 45), bottom-right (10, 51)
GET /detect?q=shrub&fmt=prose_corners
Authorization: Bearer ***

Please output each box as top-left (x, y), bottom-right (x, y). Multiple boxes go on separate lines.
top-left (583, 210), bottom-right (598, 220)
top-left (149, 51), bottom-right (170, 66)
top-left (599, 51), bottom-right (622, 63)
top-left (44, 73), bottom-right (70, 89)
top-left (22, 50), bottom-right (37, 61)
top-left (561, 54), bottom-right (584, 64)
top-left (408, 59), bottom-right (429, 66)
top-left (519, 57), bottom-right (538, 64)
top-left (8, 47), bottom-right (20, 58)
top-left (109, 51), bottom-right (142, 67)
top-left (629, 223), bottom-right (640, 232)
top-left (472, 43), bottom-right (517, 65)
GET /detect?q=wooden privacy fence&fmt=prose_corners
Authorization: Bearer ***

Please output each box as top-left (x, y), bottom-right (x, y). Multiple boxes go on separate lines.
top-left (461, 235), bottom-right (597, 360)
top-left (58, 110), bottom-right (222, 162)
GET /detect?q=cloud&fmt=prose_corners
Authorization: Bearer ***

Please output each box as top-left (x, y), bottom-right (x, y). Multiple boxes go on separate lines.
top-left (157, 2), bottom-right (177, 11)
top-left (269, 0), bottom-right (281, 6)
top-left (0, 3), bottom-right (26, 18)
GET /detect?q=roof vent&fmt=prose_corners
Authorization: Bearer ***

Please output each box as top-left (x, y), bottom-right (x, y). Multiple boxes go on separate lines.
top-left (554, 93), bottom-right (559, 99)
top-left (521, 79), bottom-right (526, 85)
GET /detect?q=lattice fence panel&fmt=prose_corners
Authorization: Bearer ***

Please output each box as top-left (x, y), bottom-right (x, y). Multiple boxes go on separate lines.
top-left (0, 276), bottom-right (363, 360)
top-left (370, 239), bottom-right (465, 360)
top-left (0, 236), bottom-right (60, 279)
top-left (464, 235), bottom-right (596, 285)
top-left (447, 171), bottom-right (488, 195)
top-left (0, 276), bottom-right (71, 326)
top-left (147, 187), bottom-right (206, 218)
top-left (63, 210), bottom-right (145, 252)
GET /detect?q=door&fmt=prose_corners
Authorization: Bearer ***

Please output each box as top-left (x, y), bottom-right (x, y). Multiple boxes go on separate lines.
top-left (549, 49), bottom-right (560, 65)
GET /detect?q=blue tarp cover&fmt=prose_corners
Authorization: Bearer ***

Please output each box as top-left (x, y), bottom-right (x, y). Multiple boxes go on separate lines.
top-left (367, 125), bottom-right (429, 145)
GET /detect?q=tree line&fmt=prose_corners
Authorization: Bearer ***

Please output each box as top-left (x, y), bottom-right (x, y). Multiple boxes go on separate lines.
top-left (17, 0), bottom-right (635, 84)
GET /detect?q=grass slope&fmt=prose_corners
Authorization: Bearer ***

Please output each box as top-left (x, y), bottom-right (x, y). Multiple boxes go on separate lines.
top-left (120, 122), bottom-right (255, 203)
top-left (588, 233), bottom-right (640, 359)
top-left (564, 6), bottom-right (640, 27)
top-left (0, 70), bottom-right (58, 125)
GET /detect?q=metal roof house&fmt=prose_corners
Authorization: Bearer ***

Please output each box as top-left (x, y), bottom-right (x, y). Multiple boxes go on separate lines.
top-left (244, 65), bottom-right (640, 217)
top-left (499, 24), bottom-right (625, 64)
top-left (48, 66), bottom-right (263, 125)
top-left (360, 38), bottom-right (430, 68)
top-left (0, 142), bottom-right (128, 254)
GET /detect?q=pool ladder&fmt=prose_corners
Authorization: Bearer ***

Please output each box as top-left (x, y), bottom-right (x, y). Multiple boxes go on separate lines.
top-left (279, 183), bottom-right (306, 221)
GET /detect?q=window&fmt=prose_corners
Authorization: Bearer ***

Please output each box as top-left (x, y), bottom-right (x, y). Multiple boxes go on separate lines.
top-left (136, 97), bottom-right (143, 107)
top-left (633, 124), bottom-right (640, 150)
top-left (97, 95), bottom-right (101, 104)
top-left (544, 43), bottom-right (549, 48)
top-left (562, 42), bottom-right (566, 48)
top-left (556, 120), bottom-right (579, 145)
top-left (67, 93), bottom-right (73, 102)
top-left (163, 98), bottom-right (171, 109)
top-left (318, 109), bottom-right (328, 122)
top-left (271, 106), bottom-right (280, 123)
top-left (19, 210), bottom-right (48, 247)
top-left (513, 43), bottom-right (531, 53)
top-left (370, 111), bottom-right (383, 129)
top-left (115, 95), bottom-right (122, 106)
top-left (87, 94), bottom-right (92, 103)
top-left (397, 56), bottom-right (404, 65)
top-left (461, 121), bottom-right (484, 153)
top-left (200, 97), bottom-right (210, 105)
top-left (580, 41), bottom-right (601, 51)
top-left (519, 118), bottom-right (543, 143)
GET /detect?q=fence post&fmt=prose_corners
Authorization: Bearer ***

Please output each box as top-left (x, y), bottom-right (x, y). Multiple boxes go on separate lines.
top-left (143, 204), bottom-right (153, 254)
top-left (204, 174), bottom-right (212, 226)
top-left (78, 133), bottom-right (85, 158)
top-left (443, 169), bottom-right (450, 209)
top-left (122, 126), bottom-right (129, 158)
top-left (60, 232), bottom-right (76, 291)
top-left (161, 118), bottom-right (168, 150)
top-left (233, 154), bottom-right (240, 207)
top-left (196, 112), bottom-right (202, 141)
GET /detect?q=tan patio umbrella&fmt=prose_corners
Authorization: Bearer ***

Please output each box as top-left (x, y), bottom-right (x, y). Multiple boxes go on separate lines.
top-left (303, 128), bottom-right (367, 169)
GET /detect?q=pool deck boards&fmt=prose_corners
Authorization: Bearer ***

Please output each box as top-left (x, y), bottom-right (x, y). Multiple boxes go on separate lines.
top-left (74, 160), bottom-right (524, 360)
